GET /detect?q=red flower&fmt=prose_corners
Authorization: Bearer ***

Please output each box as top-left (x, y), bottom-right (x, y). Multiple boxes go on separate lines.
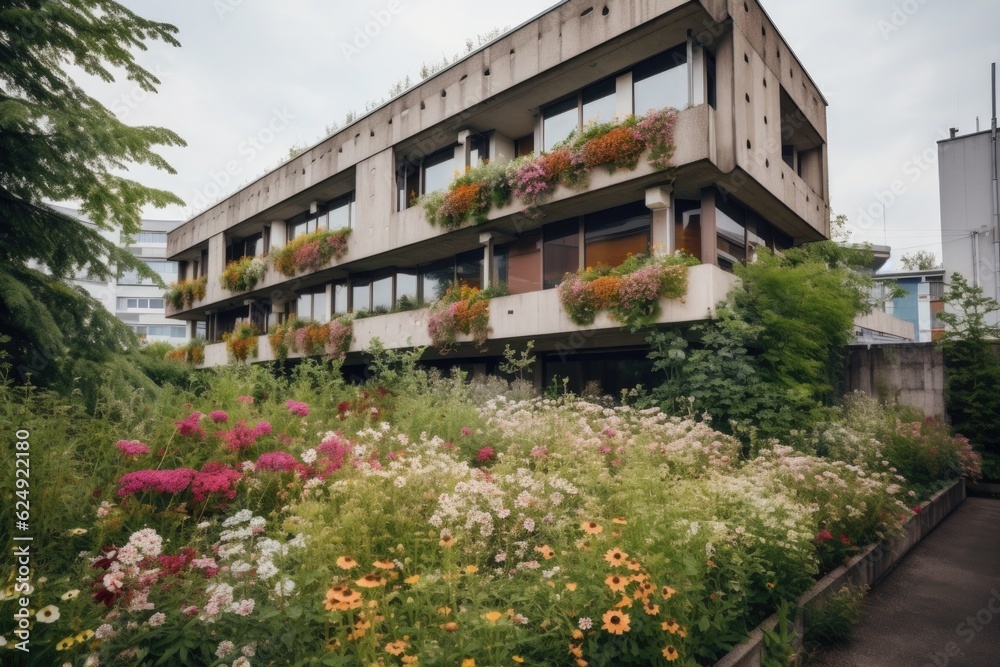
top-left (815, 530), bottom-right (833, 544)
top-left (840, 534), bottom-right (851, 545)
top-left (913, 506), bottom-right (922, 514)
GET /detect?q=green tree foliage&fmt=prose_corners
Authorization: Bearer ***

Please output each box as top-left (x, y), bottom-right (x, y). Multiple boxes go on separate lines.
top-left (649, 241), bottom-right (874, 441)
top-left (0, 1), bottom-right (185, 394)
top-left (938, 272), bottom-right (1000, 455)
top-left (898, 250), bottom-right (942, 271)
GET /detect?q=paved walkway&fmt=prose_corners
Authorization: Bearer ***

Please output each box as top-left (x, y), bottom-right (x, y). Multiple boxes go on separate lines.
top-left (808, 497), bottom-right (1000, 666)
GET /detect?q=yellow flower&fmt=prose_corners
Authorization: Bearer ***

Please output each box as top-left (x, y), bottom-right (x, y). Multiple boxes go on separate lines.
top-left (662, 619), bottom-right (680, 634)
top-left (356, 573), bottom-right (386, 588)
top-left (581, 520), bottom-right (603, 535)
top-left (604, 548), bottom-right (628, 567)
top-left (661, 585), bottom-right (678, 599)
top-left (612, 517), bottom-right (628, 525)
top-left (336, 555), bottom-right (358, 570)
top-left (605, 574), bottom-right (628, 592)
top-left (56, 637), bottom-right (75, 651)
top-left (662, 645), bottom-right (680, 661)
top-left (437, 606), bottom-right (452, 615)
top-left (404, 575), bottom-right (421, 585)
top-left (485, 611), bottom-right (502, 623)
top-left (439, 533), bottom-right (456, 548)
top-left (512, 657), bottom-right (524, 663)
top-left (374, 559), bottom-right (396, 570)
top-left (565, 582), bottom-right (578, 591)
top-left (385, 640), bottom-right (409, 656)
top-left (601, 609), bottom-right (631, 634)
top-left (75, 630), bottom-right (95, 643)
top-left (465, 565), bottom-right (479, 574)
top-left (571, 629), bottom-right (584, 640)
top-left (401, 656), bottom-right (419, 665)
top-left (68, 528), bottom-right (88, 536)
top-left (644, 602), bottom-right (660, 615)
top-left (462, 659), bottom-right (476, 667)
top-left (534, 544), bottom-right (555, 560)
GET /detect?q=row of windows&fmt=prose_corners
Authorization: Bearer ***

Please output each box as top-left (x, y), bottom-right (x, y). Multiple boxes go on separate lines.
top-left (119, 260), bottom-right (178, 286)
top-left (132, 231), bottom-right (167, 244)
top-left (288, 193), bottom-right (356, 240)
top-left (132, 325), bottom-right (186, 338)
top-left (118, 297), bottom-right (165, 310)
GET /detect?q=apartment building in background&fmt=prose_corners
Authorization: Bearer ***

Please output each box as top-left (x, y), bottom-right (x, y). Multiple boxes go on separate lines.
top-left (166, 0), bottom-right (837, 390)
top-left (54, 205), bottom-right (191, 344)
top-left (871, 269), bottom-right (945, 343)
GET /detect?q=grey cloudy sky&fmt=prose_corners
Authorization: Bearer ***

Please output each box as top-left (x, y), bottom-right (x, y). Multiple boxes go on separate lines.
top-left (98, 0), bottom-right (1000, 268)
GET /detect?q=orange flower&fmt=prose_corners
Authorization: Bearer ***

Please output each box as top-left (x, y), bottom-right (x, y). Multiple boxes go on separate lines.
top-left (565, 582), bottom-right (578, 592)
top-left (637, 581), bottom-right (655, 598)
top-left (569, 643), bottom-right (583, 658)
top-left (644, 602), bottom-right (660, 616)
top-left (356, 573), bottom-right (386, 588)
top-left (401, 657), bottom-right (419, 665)
top-left (461, 659), bottom-right (476, 667)
top-left (604, 548), bottom-right (629, 567)
top-left (576, 660), bottom-right (588, 667)
top-left (572, 629), bottom-right (584, 640)
top-left (512, 657), bottom-right (524, 664)
top-left (535, 544), bottom-right (556, 560)
top-left (605, 574), bottom-right (628, 592)
top-left (576, 540), bottom-right (592, 551)
top-left (662, 645), bottom-right (680, 661)
top-left (336, 556), bottom-right (358, 570)
top-left (581, 520), bottom-right (603, 535)
top-left (404, 575), bottom-right (421, 585)
top-left (485, 611), bottom-right (502, 623)
top-left (437, 606), bottom-right (452, 616)
top-left (601, 609), bottom-right (631, 635)
top-left (465, 565), bottom-right (479, 574)
top-left (324, 585), bottom-right (363, 611)
top-left (661, 586), bottom-right (678, 599)
top-left (374, 559), bottom-right (396, 570)
top-left (442, 621), bottom-right (459, 632)
top-left (439, 533), bottom-right (456, 548)
top-left (662, 619), bottom-right (680, 634)
top-left (385, 640), bottom-right (408, 656)
top-left (627, 560), bottom-right (643, 572)
top-left (611, 517), bottom-right (628, 525)
top-left (615, 595), bottom-right (633, 609)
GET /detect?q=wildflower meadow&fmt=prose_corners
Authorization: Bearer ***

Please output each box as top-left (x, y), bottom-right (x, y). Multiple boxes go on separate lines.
top-left (0, 354), bottom-right (979, 666)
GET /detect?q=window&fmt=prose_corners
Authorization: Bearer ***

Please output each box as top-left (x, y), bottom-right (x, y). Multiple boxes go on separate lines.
top-left (633, 45), bottom-right (688, 115)
top-left (543, 219), bottom-right (580, 288)
top-left (706, 50), bottom-right (717, 110)
top-left (674, 201), bottom-right (702, 261)
top-left (396, 269), bottom-right (418, 304)
top-left (371, 272), bottom-right (393, 310)
top-left (421, 260), bottom-right (455, 302)
top-left (542, 97), bottom-right (579, 151)
top-left (327, 193), bottom-right (356, 231)
top-left (351, 274), bottom-right (372, 312)
top-left (119, 260), bottom-right (177, 285)
top-left (117, 297), bottom-right (164, 310)
top-left (456, 250), bottom-right (483, 290)
top-left (288, 212), bottom-right (322, 241)
top-left (541, 77), bottom-right (619, 152)
top-left (469, 134), bottom-right (490, 166)
top-left (135, 231), bottom-right (167, 244)
top-left (584, 203), bottom-right (650, 268)
top-left (295, 285), bottom-right (328, 322)
top-left (582, 78), bottom-right (617, 126)
top-left (132, 325), bottom-right (186, 338)
top-left (332, 281), bottom-right (348, 315)
top-left (716, 197), bottom-right (748, 271)
top-left (494, 233), bottom-right (542, 294)
top-left (226, 233), bottom-right (264, 262)
top-left (422, 147), bottom-right (456, 195)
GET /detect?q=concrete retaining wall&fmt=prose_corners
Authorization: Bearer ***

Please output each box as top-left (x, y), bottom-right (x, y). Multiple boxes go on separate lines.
top-left (714, 480), bottom-right (966, 667)
top-left (844, 343), bottom-right (946, 417)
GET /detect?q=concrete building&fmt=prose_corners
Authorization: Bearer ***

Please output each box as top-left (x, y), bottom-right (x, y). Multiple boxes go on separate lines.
top-left (166, 0), bottom-right (838, 389)
top-left (871, 269), bottom-right (945, 343)
top-left (937, 76), bottom-right (1000, 326)
top-left (54, 205), bottom-right (191, 344)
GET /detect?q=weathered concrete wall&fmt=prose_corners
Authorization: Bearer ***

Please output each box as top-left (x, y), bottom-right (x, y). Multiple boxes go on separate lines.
top-left (844, 343), bottom-right (945, 417)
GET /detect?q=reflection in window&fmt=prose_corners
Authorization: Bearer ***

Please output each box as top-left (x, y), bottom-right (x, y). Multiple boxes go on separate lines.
top-left (674, 200), bottom-right (702, 261)
top-left (421, 261), bottom-right (454, 302)
top-left (582, 78), bottom-right (617, 125)
top-left (328, 193), bottom-right (355, 230)
top-left (469, 135), bottom-right (490, 166)
top-left (296, 286), bottom-right (328, 322)
top-left (542, 97), bottom-right (578, 151)
top-left (456, 250), bottom-right (483, 290)
top-left (422, 148), bottom-right (456, 195)
top-left (332, 281), bottom-right (348, 315)
top-left (633, 45), bottom-right (688, 114)
top-left (396, 269), bottom-right (418, 303)
top-left (584, 203), bottom-right (650, 268)
top-left (543, 220), bottom-right (580, 289)
top-left (495, 233), bottom-right (542, 295)
top-left (372, 273), bottom-right (393, 310)
top-left (351, 275), bottom-right (372, 312)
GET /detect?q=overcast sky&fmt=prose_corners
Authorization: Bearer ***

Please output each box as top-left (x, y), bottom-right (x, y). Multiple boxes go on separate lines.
top-left (93, 0), bottom-right (1000, 269)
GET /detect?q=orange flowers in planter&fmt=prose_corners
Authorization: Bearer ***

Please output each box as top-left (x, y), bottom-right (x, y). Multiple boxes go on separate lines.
top-left (582, 125), bottom-right (645, 172)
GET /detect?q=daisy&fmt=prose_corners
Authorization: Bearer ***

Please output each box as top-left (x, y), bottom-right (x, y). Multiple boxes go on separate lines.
top-left (601, 609), bottom-right (630, 635)
top-left (36, 605), bottom-right (60, 623)
top-left (605, 574), bottom-right (628, 592)
top-left (373, 559), bottom-right (396, 570)
top-left (56, 637), bottom-right (75, 651)
top-left (356, 573), bottom-right (386, 588)
top-left (581, 520), bottom-right (603, 535)
top-left (385, 640), bottom-right (408, 656)
top-left (662, 645), bottom-right (680, 661)
top-left (604, 548), bottom-right (628, 567)
top-left (336, 556), bottom-right (358, 570)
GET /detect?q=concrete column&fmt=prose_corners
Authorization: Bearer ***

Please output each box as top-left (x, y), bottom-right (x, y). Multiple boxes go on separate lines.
top-left (480, 232), bottom-right (494, 289)
top-left (700, 188), bottom-right (718, 266)
top-left (270, 300), bottom-right (286, 328)
top-left (206, 233), bottom-right (226, 304)
top-left (615, 72), bottom-right (633, 119)
top-left (269, 221), bottom-right (287, 251)
top-left (491, 132), bottom-right (515, 162)
top-left (324, 283), bottom-right (334, 323)
top-left (646, 185), bottom-right (674, 254)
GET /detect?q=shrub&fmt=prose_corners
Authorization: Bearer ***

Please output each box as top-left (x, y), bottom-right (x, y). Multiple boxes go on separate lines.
top-left (223, 319), bottom-right (260, 363)
top-left (271, 228), bottom-right (351, 276)
top-left (164, 276), bottom-right (207, 309)
top-left (427, 283), bottom-right (497, 353)
top-left (220, 255), bottom-right (267, 292)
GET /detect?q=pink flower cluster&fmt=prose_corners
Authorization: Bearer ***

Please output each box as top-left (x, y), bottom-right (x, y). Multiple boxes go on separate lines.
top-left (115, 440), bottom-right (150, 457)
top-left (191, 462), bottom-right (241, 503)
top-left (286, 400), bottom-right (309, 417)
top-left (616, 264), bottom-right (664, 310)
top-left (118, 469), bottom-right (196, 497)
top-left (291, 241), bottom-right (322, 272)
top-left (236, 395), bottom-right (255, 404)
top-left (210, 410), bottom-right (229, 424)
top-left (175, 412), bottom-right (205, 438)
top-left (326, 319), bottom-right (353, 357)
top-left (219, 421), bottom-right (272, 452)
top-left (633, 107), bottom-right (678, 170)
top-left (255, 451), bottom-right (299, 472)
top-left (476, 446), bottom-right (496, 463)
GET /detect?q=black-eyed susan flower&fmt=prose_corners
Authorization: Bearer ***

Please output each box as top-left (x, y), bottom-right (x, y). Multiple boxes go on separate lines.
top-left (356, 573), bottom-right (386, 588)
top-left (485, 611), bottom-right (502, 623)
top-left (604, 548), bottom-right (628, 566)
top-left (662, 645), bottom-right (680, 661)
top-left (439, 533), bottom-right (456, 548)
top-left (404, 574), bottom-right (420, 584)
top-left (612, 517), bottom-right (628, 525)
top-left (601, 609), bottom-right (631, 635)
top-left (581, 520), bottom-right (603, 535)
top-left (374, 559), bottom-right (396, 570)
top-left (336, 555), bottom-right (358, 570)
top-left (55, 636), bottom-right (75, 651)
top-left (385, 639), bottom-right (408, 656)
top-left (661, 585), bottom-right (678, 599)
top-left (605, 574), bottom-right (628, 592)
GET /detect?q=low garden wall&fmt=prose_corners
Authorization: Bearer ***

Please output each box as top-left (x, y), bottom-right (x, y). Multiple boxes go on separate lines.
top-left (714, 479), bottom-right (967, 667)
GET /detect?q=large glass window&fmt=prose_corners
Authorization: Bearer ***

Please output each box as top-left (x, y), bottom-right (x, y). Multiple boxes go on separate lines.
top-left (119, 260), bottom-right (177, 285)
top-left (135, 231), bottom-right (167, 244)
top-left (674, 200), bottom-right (702, 261)
top-left (371, 272), bottom-right (393, 310)
top-left (296, 286), bottom-right (328, 322)
top-left (328, 193), bottom-right (354, 230)
top-left (456, 250), bottom-right (483, 290)
top-left (422, 147), bottom-right (456, 195)
top-left (422, 260), bottom-right (454, 302)
top-left (500, 233), bottom-right (542, 294)
top-left (332, 281), bottom-right (348, 315)
top-left (117, 297), bottom-right (164, 310)
top-left (396, 269), bottom-right (418, 304)
top-left (543, 219), bottom-right (580, 289)
top-left (543, 97), bottom-right (579, 151)
top-left (132, 325), bottom-right (186, 338)
top-left (469, 135), bottom-right (490, 167)
top-left (582, 78), bottom-right (617, 126)
top-left (584, 203), bottom-right (650, 268)
top-left (633, 45), bottom-right (688, 114)
top-left (351, 275), bottom-right (372, 312)
top-left (715, 200), bottom-right (747, 272)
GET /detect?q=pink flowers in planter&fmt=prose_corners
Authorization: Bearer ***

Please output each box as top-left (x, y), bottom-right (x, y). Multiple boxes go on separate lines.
top-left (115, 440), bottom-right (150, 457)
top-left (286, 400), bottom-right (310, 417)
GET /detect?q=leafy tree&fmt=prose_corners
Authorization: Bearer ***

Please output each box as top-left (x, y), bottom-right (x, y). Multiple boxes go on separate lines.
top-left (649, 241), bottom-right (874, 441)
top-left (898, 250), bottom-right (941, 271)
top-left (0, 1), bottom-right (185, 395)
top-left (938, 272), bottom-right (1000, 455)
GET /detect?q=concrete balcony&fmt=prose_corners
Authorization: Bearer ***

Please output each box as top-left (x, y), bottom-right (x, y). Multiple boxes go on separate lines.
top-left (198, 263), bottom-right (739, 368)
